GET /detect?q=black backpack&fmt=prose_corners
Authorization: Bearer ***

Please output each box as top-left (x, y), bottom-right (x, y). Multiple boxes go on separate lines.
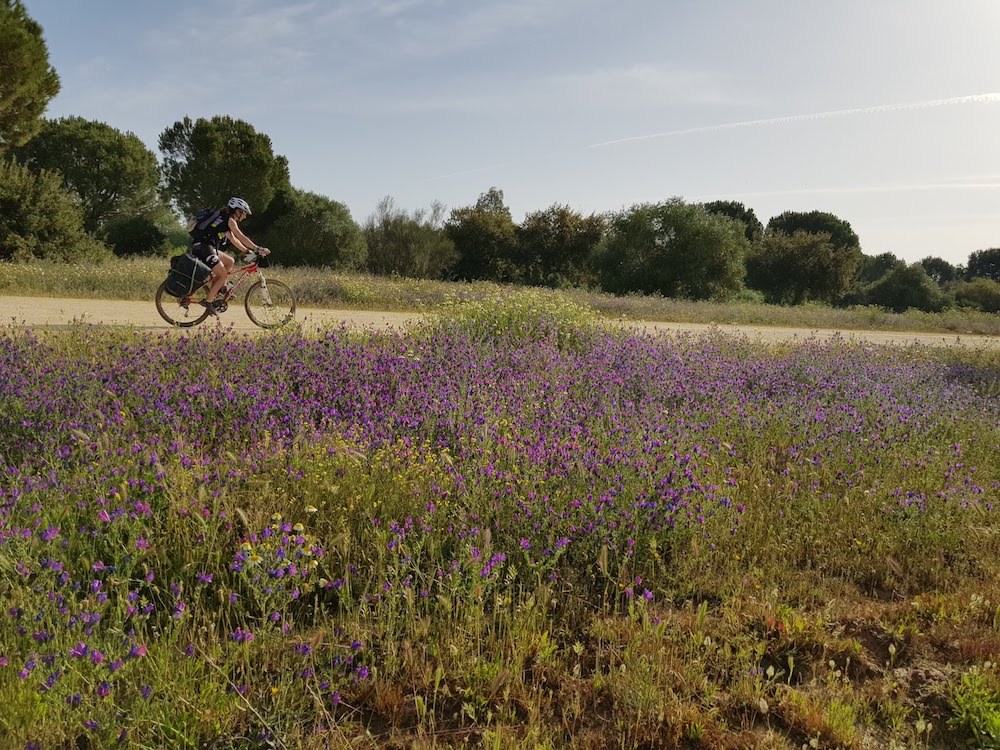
top-left (186, 207), bottom-right (222, 241)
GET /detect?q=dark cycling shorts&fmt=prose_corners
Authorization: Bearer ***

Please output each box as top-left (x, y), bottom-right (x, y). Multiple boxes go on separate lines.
top-left (191, 241), bottom-right (222, 270)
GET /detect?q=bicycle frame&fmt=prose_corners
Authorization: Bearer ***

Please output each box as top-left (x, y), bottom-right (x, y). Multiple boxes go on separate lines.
top-left (211, 257), bottom-right (279, 307)
top-left (219, 259), bottom-right (263, 304)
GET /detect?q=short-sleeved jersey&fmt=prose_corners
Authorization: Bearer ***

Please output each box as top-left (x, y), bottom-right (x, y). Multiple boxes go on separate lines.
top-left (201, 210), bottom-right (233, 249)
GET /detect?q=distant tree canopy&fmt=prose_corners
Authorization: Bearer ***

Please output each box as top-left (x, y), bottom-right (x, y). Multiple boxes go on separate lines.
top-left (747, 231), bottom-right (858, 305)
top-left (702, 200), bottom-right (763, 243)
top-left (966, 248), bottom-right (1000, 282)
top-left (0, 159), bottom-right (107, 262)
top-left (919, 256), bottom-right (961, 285)
top-left (592, 198), bottom-right (748, 300)
top-left (104, 216), bottom-right (168, 257)
top-left (363, 196), bottom-right (457, 279)
top-left (446, 187), bottom-right (518, 282)
top-left (767, 210), bottom-right (861, 252)
top-left (863, 263), bottom-right (945, 313)
top-left (757, 211), bottom-right (863, 304)
top-left (953, 277), bottom-right (1000, 313)
top-left (11, 116), bottom-right (162, 234)
top-left (856, 252), bottom-right (904, 285)
top-left (255, 188), bottom-right (366, 269)
top-left (0, 1), bottom-right (60, 154)
top-left (516, 204), bottom-right (605, 288)
top-left (158, 116), bottom-right (291, 217)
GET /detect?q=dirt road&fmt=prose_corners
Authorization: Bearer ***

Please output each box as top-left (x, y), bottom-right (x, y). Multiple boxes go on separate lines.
top-left (1, 295), bottom-right (997, 348)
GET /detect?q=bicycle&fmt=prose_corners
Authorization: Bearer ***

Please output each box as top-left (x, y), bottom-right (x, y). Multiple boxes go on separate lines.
top-left (155, 249), bottom-right (296, 329)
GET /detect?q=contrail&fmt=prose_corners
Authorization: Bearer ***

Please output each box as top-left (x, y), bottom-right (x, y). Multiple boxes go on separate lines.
top-left (418, 93), bottom-right (1000, 183)
top-left (585, 92), bottom-right (1000, 149)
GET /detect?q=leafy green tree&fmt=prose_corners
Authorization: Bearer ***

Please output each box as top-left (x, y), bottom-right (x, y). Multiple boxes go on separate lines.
top-left (256, 188), bottom-right (366, 269)
top-left (0, 159), bottom-right (108, 262)
top-left (953, 277), bottom-right (1000, 313)
top-left (757, 211), bottom-right (863, 304)
top-left (250, 185), bottom-right (297, 236)
top-left (767, 210), bottom-right (861, 252)
top-left (863, 263), bottom-right (945, 313)
top-left (747, 230), bottom-right (857, 305)
top-left (446, 187), bottom-right (518, 282)
top-left (363, 196), bottom-right (457, 279)
top-left (966, 248), bottom-right (1000, 282)
top-left (104, 216), bottom-right (167, 257)
top-left (158, 115), bottom-right (290, 217)
top-left (516, 204), bottom-right (605, 287)
top-left (855, 252), bottom-right (903, 285)
top-left (919, 256), bottom-right (960, 285)
top-left (592, 198), bottom-right (748, 300)
top-left (702, 200), bottom-right (763, 243)
top-left (11, 116), bottom-right (162, 234)
top-left (0, 1), bottom-right (59, 154)
top-left (840, 252), bottom-right (903, 306)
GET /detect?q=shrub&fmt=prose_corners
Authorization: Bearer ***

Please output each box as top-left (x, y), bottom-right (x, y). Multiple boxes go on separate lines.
top-left (747, 230), bottom-right (859, 305)
top-left (363, 196), bottom-right (457, 279)
top-left (104, 216), bottom-right (168, 257)
top-left (258, 189), bottom-right (366, 269)
top-left (516, 204), bottom-right (605, 288)
top-left (0, 159), bottom-right (109, 262)
top-left (863, 263), bottom-right (946, 313)
top-left (953, 278), bottom-right (1000, 313)
top-left (424, 287), bottom-right (605, 349)
top-left (592, 198), bottom-right (747, 300)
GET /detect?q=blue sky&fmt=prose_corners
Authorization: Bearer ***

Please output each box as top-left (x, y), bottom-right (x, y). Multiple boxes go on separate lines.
top-left (24, 0), bottom-right (1000, 265)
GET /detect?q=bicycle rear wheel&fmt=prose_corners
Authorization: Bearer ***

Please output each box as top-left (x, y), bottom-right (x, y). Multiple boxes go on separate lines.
top-left (155, 281), bottom-right (210, 327)
top-left (244, 279), bottom-right (296, 328)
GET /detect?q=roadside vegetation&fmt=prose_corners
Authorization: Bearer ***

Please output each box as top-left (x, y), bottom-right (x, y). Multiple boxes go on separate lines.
top-left (1, 255), bottom-right (999, 337)
top-left (1, 296), bottom-right (998, 748)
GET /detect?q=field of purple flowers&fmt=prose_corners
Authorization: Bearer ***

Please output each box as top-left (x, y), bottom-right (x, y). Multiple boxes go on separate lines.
top-left (1, 302), bottom-right (998, 749)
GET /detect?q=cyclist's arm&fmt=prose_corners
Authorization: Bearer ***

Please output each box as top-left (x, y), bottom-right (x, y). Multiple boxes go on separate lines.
top-left (227, 217), bottom-right (261, 253)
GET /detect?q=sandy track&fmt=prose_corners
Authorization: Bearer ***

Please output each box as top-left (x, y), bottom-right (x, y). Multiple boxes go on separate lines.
top-left (0, 295), bottom-right (421, 332)
top-left (0, 294), bottom-right (997, 348)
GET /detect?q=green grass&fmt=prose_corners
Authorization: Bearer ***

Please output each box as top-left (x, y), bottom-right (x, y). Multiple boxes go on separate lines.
top-left (1, 255), bottom-right (998, 336)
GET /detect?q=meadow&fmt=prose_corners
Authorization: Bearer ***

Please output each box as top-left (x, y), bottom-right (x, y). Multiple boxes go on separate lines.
top-left (0, 293), bottom-right (998, 749)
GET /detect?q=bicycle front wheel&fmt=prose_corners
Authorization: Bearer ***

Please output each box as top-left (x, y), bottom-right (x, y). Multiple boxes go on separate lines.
top-left (244, 279), bottom-right (296, 328)
top-left (155, 280), bottom-right (210, 327)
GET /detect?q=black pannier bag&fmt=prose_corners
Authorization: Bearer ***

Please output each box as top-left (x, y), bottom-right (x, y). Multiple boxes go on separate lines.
top-left (163, 252), bottom-right (212, 297)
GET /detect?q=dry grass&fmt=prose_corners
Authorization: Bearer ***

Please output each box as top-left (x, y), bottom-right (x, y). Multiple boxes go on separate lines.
top-left (0, 255), bottom-right (998, 335)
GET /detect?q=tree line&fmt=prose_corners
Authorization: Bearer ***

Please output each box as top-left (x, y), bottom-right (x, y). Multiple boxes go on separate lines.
top-left (2, 0), bottom-right (999, 314)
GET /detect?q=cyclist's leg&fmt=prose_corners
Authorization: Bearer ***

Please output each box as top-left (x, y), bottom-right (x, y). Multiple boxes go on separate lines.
top-left (204, 251), bottom-right (230, 303)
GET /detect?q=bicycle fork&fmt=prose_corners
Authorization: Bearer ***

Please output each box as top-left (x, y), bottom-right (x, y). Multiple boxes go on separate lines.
top-left (257, 273), bottom-right (274, 305)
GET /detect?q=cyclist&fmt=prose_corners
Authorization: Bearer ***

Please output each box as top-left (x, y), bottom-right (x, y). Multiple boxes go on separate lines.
top-left (191, 197), bottom-right (269, 314)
